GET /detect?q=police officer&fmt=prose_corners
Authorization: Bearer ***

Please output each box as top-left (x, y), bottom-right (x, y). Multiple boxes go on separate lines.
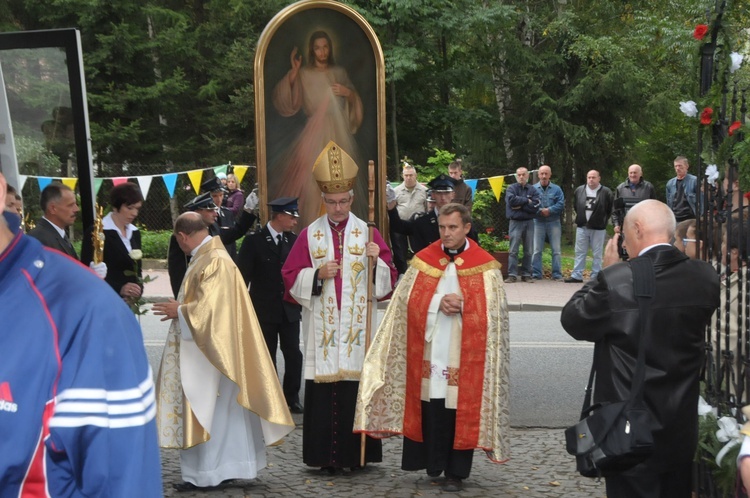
top-left (237, 197), bottom-right (304, 413)
top-left (388, 174), bottom-right (478, 255)
top-left (167, 177), bottom-right (257, 298)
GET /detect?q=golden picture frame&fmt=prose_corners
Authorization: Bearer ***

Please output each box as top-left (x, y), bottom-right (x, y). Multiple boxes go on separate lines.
top-left (254, 0), bottom-right (386, 229)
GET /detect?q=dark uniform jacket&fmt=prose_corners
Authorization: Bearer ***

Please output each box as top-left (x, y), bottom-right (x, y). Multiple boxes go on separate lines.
top-left (28, 218), bottom-right (77, 258)
top-left (167, 210), bottom-right (256, 298)
top-left (561, 246), bottom-right (719, 474)
top-left (237, 226), bottom-right (301, 324)
top-left (81, 226), bottom-right (142, 296)
top-left (388, 208), bottom-right (478, 255)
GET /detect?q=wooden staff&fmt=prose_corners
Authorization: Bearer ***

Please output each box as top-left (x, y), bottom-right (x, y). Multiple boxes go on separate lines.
top-left (361, 160), bottom-right (377, 467)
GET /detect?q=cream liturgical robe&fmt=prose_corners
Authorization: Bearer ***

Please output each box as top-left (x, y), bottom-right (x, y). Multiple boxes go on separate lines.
top-left (290, 214), bottom-right (393, 382)
top-left (156, 236), bottom-right (294, 484)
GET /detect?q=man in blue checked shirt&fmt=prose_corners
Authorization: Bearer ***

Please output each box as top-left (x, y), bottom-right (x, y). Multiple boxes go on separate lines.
top-left (531, 165), bottom-right (565, 281)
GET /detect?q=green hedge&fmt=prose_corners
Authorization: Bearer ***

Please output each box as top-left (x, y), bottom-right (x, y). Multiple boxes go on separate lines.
top-left (72, 229), bottom-right (173, 259)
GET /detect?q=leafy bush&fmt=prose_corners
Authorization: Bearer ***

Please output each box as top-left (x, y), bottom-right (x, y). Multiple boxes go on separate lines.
top-left (140, 229), bottom-right (172, 259)
top-left (478, 232), bottom-right (509, 252)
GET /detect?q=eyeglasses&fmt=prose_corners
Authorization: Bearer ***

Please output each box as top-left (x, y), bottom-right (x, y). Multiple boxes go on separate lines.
top-left (682, 238), bottom-right (697, 246)
top-left (324, 198), bottom-right (352, 207)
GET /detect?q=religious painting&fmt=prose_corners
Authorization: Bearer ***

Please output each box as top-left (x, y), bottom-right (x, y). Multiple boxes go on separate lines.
top-left (255, 0), bottom-right (386, 229)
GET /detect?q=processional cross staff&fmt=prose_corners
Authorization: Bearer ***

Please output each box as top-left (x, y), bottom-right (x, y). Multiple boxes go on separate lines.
top-left (361, 159), bottom-right (377, 467)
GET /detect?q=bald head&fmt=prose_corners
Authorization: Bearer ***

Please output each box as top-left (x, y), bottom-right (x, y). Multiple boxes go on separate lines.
top-left (174, 212), bottom-right (209, 254)
top-left (622, 200), bottom-right (676, 257)
top-left (627, 164), bottom-right (642, 184)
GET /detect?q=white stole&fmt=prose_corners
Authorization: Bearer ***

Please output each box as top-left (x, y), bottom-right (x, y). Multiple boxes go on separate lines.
top-left (305, 215), bottom-right (369, 382)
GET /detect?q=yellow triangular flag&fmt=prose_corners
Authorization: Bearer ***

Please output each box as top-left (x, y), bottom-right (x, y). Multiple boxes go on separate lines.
top-left (62, 177), bottom-right (78, 190)
top-left (187, 170), bottom-right (203, 193)
top-left (488, 176), bottom-right (505, 202)
top-left (233, 165), bottom-right (249, 184)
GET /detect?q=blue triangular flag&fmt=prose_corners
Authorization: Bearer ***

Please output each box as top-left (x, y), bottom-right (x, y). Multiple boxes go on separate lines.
top-left (38, 177), bottom-right (53, 191)
top-left (163, 173), bottom-right (178, 198)
top-left (464, 179), bottom-right (478, 200)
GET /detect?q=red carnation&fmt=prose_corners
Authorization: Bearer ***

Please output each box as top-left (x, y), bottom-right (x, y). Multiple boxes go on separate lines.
top-left (729, 121), bottom-right (742, 136)
top-left (700, 107), bottom-right (713, 125)
top-left (693, 24), bottom-right (709, 40)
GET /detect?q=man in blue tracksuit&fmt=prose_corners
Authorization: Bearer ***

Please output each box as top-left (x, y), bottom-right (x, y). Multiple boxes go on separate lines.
top-left (504, 167), bottom-right (540, 282)
top-left (0, 172), bottom-right (162, 497)
top-left (531, 165), bottom-right (564, 280)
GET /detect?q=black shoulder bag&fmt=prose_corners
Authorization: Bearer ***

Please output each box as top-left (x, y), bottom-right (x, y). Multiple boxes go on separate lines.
top-left (564, 257), bottom-right (656, 478)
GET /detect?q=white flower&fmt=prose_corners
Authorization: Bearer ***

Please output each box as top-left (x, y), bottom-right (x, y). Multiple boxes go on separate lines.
top-left (705, 164), bottom-right (719, 187)
top-left (715, 415), bottom-right (742, 466)
top-left (730, 52), bottom-right (744, 73)
top-left (698, 395), bottom-right (717, 417)
top-left (679, 100), bottom-right (698, 118)
top-left (129, 249), bottom-right (143, 261)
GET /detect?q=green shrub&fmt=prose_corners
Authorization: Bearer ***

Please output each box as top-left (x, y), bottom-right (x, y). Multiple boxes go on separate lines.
top-left (140, 230), bottom-right (172, 259)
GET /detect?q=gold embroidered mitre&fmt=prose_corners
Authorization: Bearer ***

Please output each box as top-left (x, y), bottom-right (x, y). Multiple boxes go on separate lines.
top-left (312, 141), bottom-right (359, 193)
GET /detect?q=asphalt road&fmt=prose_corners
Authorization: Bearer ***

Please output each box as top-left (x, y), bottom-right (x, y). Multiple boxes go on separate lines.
top-left (140, 308), bottom-right (591, 428)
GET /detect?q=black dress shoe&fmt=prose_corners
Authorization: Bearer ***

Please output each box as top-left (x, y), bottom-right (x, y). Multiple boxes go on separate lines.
top-left (442, 478), bottom-right (463, 492)
top-left (564, 277), bottom-right (583, 283)
top-left (289, 402), bottom-right (304, 414)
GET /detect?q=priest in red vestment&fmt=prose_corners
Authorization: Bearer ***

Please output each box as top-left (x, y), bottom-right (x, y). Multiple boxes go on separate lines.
top-left (282, 141), bottom-right (397, 473)
top-left (355, 203), bottom-right (510, 492)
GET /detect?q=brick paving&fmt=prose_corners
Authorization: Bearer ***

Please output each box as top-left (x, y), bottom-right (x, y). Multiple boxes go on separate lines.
top-left (145, 268), bottom-right (597, 497)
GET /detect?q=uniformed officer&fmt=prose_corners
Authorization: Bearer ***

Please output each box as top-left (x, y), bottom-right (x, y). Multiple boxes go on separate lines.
top-left (388, 174), bottom-right (478, 254)
top-left (166, 178), bottom-right (257, 298)
top-left (237, 196), bottom-right (304, 413)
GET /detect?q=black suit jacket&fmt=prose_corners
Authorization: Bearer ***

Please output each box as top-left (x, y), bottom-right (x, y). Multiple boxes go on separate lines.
top-left (388, 207), bottom-right (479, 254)
top-left (237, 226), bottom-right (301, 324)
top-left (27, 218), bottom-right (77, 258)
top-left (167, 210), bottom-right (256, 298)
top-left (561, 246), bottom-right (720, 473)
top-left (81, 226), bottom-right (142, 295)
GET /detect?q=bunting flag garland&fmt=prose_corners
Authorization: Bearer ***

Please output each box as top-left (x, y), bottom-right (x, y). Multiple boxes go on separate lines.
top-left (213, 164), bottom-right (229, 177)
top-left (488, 176), bottom-right (506, 202)
top-left (137, 176), bottom-right (153, 200)
top-left (464, 178), bottom-right (478, 200)
top-left (18, 164), bottom-right (528, 205)
top-left (61, 178), bottom-right (78, 190)
top-left (94, 178), bottom-right (104, 195)
top-left (38, 177), bottom-right (53, 191)
top-left (187, 170), bottom-right (203, 194)
top-left (233, 165), bottom-right (249, 184)
top-left (162, 173), bottom-right (178, 198)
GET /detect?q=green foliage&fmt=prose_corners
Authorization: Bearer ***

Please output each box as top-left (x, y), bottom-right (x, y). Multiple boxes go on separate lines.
top-left (418, 149), bottom-right (455, 182)
top-left (478, 232), bottom-right (508, 252)
top-left (472, 189), bottom-right (501, 230)
top-left (139, 229), bottom-right (172, 259)
top-left (696, 412), bottom-right (741, 496)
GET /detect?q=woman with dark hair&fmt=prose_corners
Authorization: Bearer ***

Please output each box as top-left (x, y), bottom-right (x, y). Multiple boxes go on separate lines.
top-left (271, 29), bottom-right (364, 228)
top-left (82, 182), bottom-right (144, 302)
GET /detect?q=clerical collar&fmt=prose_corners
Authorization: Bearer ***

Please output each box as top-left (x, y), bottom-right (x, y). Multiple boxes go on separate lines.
top-left (442, 239), bottom-right (470, 261)
top-left (328, 216), bottom-right (349, 229)
top-left (190, 235), bottom-right (213, 257)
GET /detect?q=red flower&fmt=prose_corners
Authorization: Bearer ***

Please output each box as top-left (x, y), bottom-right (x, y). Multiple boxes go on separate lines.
top-left (700, 107), bottom-right (713, 125)
top-left (693, 24), bottom-right (709, 40)
top-left (485, 227), bottom-right (495, 234)
top-left (729, 121), bottom-right (742, 136)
